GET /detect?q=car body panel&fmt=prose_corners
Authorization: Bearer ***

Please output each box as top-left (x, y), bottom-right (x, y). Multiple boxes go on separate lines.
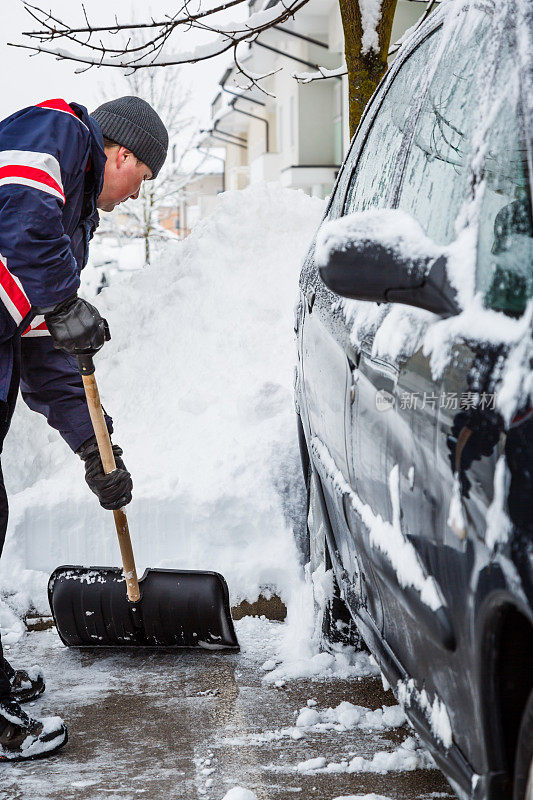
top-left (295, 2), bottom-right (533, 797)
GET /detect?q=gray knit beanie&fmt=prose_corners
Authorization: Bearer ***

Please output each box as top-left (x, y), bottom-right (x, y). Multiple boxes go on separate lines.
top-left (92, 96), bottom-right (168, 179)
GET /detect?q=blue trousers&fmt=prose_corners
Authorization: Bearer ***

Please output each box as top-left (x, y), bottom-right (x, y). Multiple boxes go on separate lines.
top-left (0, 338), bottom-right (21, 697)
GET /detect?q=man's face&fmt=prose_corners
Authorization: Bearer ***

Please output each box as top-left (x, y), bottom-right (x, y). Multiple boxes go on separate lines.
top-left (97, 146), bottom-right (152, 212)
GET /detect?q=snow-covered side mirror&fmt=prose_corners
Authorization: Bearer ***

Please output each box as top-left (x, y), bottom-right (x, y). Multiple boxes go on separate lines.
top-left (315, 209), bottom-right (461, 318)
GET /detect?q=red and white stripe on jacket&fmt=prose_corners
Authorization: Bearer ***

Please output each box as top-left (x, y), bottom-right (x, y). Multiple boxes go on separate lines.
top-left (0, 252), bottom-right (31, 325)
top-left (22, 315), bottom-right (49, 337)
top-left (0, 101), bottom-right (87, 332)
top-left (0, 149), bottom-right (65, 204)
top-left (36, 99), bottom-right (88, 131)
top-left (0, 253), bottom-right (50, 334)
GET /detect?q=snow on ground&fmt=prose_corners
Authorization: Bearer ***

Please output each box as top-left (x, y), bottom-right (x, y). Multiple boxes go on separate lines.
top-left (295, 735), bottom-right (432, 775)
top-left (221, 788), bottom-right (259, 800)
top-left (1, 616), bottom-right (450, 800)
top-left (0, 183), bottom-right (324, 634)
top-left (330, 796), bottom-right (393, 800)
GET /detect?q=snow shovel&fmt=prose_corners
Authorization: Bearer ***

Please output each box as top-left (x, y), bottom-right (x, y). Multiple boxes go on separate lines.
top-left (48, 354), bottom-right (239, 650)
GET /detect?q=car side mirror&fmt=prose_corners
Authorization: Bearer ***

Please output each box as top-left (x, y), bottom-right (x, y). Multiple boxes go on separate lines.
top-left (316, 209), bottom-right (461, 318)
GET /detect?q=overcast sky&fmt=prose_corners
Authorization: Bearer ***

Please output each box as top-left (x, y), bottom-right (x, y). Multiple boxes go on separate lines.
top-left (0, 0), bottom-right (230, 128)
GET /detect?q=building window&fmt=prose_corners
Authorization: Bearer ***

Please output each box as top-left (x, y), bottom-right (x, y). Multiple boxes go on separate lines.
top-left (290, 96), bottom-right (295, 148)
top-left (333, 83), bottom-right (342, 165)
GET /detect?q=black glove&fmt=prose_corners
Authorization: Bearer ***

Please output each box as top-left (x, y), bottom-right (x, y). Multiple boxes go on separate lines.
top-left (44, 294), bottom-right (110, 355)
top-left (77, 436), bottom-right (133, 510)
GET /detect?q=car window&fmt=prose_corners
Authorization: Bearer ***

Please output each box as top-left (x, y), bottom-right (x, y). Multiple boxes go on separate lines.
top-left (396, 17), bottom-right (494, 244)
top-left (396, 12), bottom-right (532, 315)
top-left (477, 84), bottom-right (533, 316)
top-left (343, 29), bottom-right (441, 215)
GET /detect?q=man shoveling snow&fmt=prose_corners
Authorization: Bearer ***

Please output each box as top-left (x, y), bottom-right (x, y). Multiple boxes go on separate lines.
top-left (0, 96), bottom-right (167, 759)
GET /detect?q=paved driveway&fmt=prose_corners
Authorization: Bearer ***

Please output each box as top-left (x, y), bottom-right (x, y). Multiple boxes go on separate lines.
top-left (1, 620), bottom-right (454, 800)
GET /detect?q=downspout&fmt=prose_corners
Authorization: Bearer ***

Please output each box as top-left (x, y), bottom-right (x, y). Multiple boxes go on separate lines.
top-left (220, 84), bottom-right (266, 107)
top-left (200, 129), bottom-right (248, 150)
top-left (272, 26), bottom-right (329, 49)
top-left (254, 40), bottom-right (321, 71)
top-left (254, 39), bottom-right (342, 80)
top-left (213, 126), bottom-right (247, 143)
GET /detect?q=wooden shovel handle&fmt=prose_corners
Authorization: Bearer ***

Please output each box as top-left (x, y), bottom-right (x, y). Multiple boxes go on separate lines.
top-left (79, 361), bottom-right (140, 603)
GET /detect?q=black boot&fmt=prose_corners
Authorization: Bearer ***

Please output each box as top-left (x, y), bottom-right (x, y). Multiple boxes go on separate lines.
top-left (0, 697), bottom-right (67, 761)
top-left (2, 659), bottom-right (45, 704)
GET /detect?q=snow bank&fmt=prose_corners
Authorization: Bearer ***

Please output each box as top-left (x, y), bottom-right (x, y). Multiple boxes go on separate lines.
top-left (260, 573), bottom-right (379, 684)
top-left (0, 183), bottom-right (324, 625)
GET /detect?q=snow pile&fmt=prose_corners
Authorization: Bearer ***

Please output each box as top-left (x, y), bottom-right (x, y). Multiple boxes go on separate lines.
top-left (0, 183), bottom-right (324, 624)
top-left (263, 645), bottom-right (378, 686)
top-left (296, 735), bottom-right (431, 774)
top-left (221, 789), bottom-right (258, 800)
top-left (259, 573), bottom-right (378, 684)
top-left (244, 559), bottom-right (380, 684)
top-left (330, 796), bottom-right (393, 800)
top-left (0, 599), bottom-right (25, 646)
top-left (222, 697), bottom-right (405, 747)
top-left (295, 701), bottom-right (405, 732)
top-left (333, 794), bottom-right (392, 800)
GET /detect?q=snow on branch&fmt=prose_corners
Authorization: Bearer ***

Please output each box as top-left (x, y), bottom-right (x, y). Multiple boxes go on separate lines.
top-left (10, 0), bottom-right (310, 72)
top-left (293, 0), bottom-right (439, 85)
top-left (292, 64), bottom-right (347, 84)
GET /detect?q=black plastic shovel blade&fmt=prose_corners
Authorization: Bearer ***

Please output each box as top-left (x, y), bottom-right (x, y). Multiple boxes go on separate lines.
top-left (48, 566), bottom-right (239, 649)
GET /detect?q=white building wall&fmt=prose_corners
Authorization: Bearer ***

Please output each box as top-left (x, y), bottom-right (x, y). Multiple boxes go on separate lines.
top-left (204, 0), bottom-right (433, 196)
top-left (299, 79), bottom-right (336, 165)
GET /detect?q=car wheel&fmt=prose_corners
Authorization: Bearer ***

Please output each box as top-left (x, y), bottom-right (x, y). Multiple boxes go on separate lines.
top-left (306, 465), bottom-right (362, 649)
top-left (514, 689), bottom-right (533, 800)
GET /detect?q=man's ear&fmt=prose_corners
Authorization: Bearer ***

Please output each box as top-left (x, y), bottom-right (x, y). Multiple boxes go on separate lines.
top-left (117, 146), bottom-right (135, 169)
top-left (116, 146), bottom-right (129, 170)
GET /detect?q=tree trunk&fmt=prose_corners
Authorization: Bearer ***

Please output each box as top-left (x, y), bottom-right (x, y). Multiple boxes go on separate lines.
top-left (145, 231), bottom-right (150, 266)
top-left (339, 0), bottom-right (398, 138)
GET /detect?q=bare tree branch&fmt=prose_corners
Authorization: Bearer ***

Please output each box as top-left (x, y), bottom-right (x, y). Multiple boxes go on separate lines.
top-left (96, 33), bottom-right (202, 262)
top-left (10, 0), bottom-right (311, 75)
top-left (233, 45), bottom-right (282, 98)
top-left (21, 0), bottom-right (248, 38)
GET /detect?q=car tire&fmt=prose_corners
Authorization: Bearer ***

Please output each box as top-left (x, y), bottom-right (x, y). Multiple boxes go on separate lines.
top-left (514, 689), bottom-right (533, 800)
top-left (306, 465), bottom-right (362, 649)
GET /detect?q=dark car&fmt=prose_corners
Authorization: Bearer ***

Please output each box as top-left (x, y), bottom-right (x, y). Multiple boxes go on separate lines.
top-left (294, 2), bottom-right (533, 798)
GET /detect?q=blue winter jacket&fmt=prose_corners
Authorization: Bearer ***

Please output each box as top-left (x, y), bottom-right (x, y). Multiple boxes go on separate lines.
top-left (0, 99), bottom-right (112, 451)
